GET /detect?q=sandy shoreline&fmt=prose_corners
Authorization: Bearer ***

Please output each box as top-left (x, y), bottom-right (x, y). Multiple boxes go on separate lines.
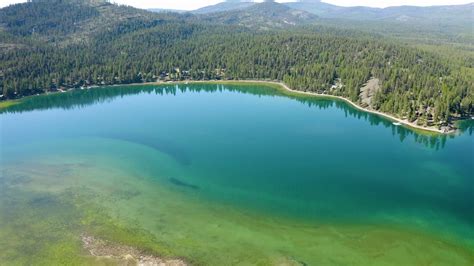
top-left (1, 79), bottom-right (456, 134)
top-left (264, 81), bottom-right (453, 134)
top-left (134, 79), bottom-right (454, 134)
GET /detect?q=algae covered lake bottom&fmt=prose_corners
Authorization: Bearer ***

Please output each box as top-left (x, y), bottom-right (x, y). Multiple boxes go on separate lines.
top-left (1, 83), bottom-right (473, 265)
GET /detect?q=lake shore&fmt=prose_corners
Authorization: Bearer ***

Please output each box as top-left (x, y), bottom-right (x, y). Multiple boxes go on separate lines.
top-left (0, 79), bottom-right (456, 134)
top-left (135, 79), bottom-right (455, 134)
top-left (265, 81), bottom-right (454, 135)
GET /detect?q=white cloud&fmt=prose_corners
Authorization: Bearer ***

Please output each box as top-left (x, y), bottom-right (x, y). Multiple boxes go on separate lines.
top-left (0, 0), bottom-right (24, 8)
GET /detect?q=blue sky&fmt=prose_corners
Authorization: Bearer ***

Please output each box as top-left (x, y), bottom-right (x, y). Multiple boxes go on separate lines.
top-left (0, 0), bottom-right (472, 9)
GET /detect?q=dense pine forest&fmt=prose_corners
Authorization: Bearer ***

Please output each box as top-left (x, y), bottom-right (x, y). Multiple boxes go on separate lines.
top-left (0, 0), bottom-right (473, 129)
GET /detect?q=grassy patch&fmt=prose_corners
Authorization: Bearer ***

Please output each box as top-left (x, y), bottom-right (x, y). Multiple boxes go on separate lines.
top-left (0, 99), bottom-right (20, 110)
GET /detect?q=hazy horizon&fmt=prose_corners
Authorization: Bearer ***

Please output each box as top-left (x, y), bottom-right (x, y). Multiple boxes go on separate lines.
top-left (0, 0), bottom-right (472, 9)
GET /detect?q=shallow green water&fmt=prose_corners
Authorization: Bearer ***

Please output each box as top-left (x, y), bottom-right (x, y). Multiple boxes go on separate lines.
top-left (1, 83), bottom-right (473, 265)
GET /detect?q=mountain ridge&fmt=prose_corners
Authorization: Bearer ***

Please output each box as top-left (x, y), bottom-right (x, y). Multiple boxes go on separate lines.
top-left (200, 1), bottom-right (319, 29)
top-left (191, 0), bottom-right (472, 27)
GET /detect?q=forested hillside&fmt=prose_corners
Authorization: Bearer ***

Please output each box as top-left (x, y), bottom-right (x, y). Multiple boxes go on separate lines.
top-left (199, 1), bottom-right (318, 29)
top-left (194, 0), bottom-right (473, 44)
top-left (0, 0), bottom-right (472, 129)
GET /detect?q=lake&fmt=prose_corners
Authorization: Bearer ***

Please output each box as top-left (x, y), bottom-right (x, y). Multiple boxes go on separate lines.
top-left (1, 83), bottom-right (473, 265)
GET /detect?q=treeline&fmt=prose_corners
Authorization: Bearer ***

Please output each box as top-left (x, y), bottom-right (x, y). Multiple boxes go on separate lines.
top-left (0, 0), bottom-right (472, 127)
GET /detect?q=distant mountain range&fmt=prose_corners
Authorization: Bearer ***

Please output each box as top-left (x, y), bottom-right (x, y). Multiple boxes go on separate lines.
top-left (192, 0), bottom-right (255, 14)
top-left (286, 0), bottom-right (473, 24)
top-left (198, 1), bottom-right (319, 29)
top-left (149, 0), bottom-right (472, 29)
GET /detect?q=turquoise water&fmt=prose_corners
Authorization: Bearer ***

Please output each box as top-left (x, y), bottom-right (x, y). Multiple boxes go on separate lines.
top-left (1, 83), bottom-right (473, 265)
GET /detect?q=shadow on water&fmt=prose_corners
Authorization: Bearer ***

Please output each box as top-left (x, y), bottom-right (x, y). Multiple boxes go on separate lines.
top-left (98, 133), bottom-right (192, 166)
top-left (168, 177), bottom-right (200, 190)
top-left (28, 195), bottom-right (59, 208)
top-left (2, 83), bottom-right (472, 150)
